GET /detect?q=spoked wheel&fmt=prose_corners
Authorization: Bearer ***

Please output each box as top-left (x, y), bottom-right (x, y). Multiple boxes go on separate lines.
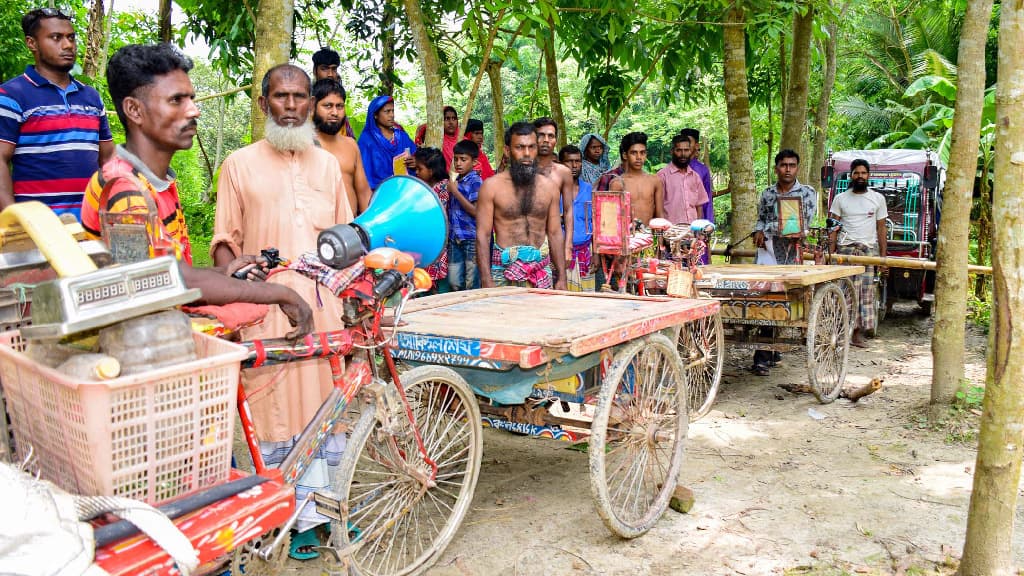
top-left (589, 333), bottom-right (688, 538)
top-left (875, 274), bottom-right (887, 325)
top-left (837, 277), bottom-right (858, 340)
top-left (333, 365), bottom-right (482, 576)
top-left (678, 313), bottom-right (724, 421)
top-left (806, 282), bottom-right (851, 403)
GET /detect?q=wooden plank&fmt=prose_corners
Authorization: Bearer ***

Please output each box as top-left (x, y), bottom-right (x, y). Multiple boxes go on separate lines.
top-left (699, 264), bottom-right (865, 286)
top-left (567, 299), bottom-right (719, 357)
top-left (402, 287), bottom-right (527, 314)
top-left (396, 291), bottom-right (718, 361)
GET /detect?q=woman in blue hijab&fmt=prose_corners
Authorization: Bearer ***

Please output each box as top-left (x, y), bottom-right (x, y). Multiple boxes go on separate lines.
top-left (358, 95), bottom-right (418, 190)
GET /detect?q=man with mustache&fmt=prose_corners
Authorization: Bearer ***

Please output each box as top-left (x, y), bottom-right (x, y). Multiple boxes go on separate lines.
top-left (533, 117), bottom-right (574, 267)
top-left (310, 47), bottom-right (354, 138)
top-left (476, 121), bottom-right (566, 290)
top-left (80, 44), bottom-right (313, 334)
top-left (0, 8), bottom-right (114, 218)
top-left (657, 134), bottom-right (707, 226)
top-left (312, 79), bottom-right (370, 214)
top-left (212, 63), bottom-right (352, 556)
top-left (829, 158), bottom-right (888, 346)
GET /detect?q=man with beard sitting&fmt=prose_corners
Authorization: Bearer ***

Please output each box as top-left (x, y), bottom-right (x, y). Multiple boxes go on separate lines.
top-left (212, 63), bottom-right (352, 558)
top-left (476, 121), bottom-right (567, 290)
top-left (311, 79), bottom-right (371, 214)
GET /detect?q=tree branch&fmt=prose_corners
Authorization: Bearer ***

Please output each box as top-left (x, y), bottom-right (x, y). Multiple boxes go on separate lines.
top-left (461, 8), bottom-right (507, 135)
top-left (196, 84), bottom-right (253, 104)
top-left (555, 7), bottom-right (743, 26)
top-left (605, 40), bottom-right (674, 134)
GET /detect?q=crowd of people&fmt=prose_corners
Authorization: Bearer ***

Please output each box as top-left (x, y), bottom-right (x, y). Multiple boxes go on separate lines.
top-left (0, 6), bottom-right (890, 558)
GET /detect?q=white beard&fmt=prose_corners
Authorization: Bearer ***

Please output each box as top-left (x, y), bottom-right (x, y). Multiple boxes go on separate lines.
top-left (264, 117), bottom-right (315, 152)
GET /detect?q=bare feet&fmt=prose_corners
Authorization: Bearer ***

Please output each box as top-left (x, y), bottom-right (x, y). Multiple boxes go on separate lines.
top-left (850, 329), bottom-right (868, 348)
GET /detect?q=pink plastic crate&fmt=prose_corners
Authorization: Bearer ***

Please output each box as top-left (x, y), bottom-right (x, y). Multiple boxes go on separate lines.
top-left (0, 330), bottom-right (245, 505)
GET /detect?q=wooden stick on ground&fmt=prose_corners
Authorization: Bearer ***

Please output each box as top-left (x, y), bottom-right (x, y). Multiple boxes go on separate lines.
top-left (841, 377), bottom-right (883, 402)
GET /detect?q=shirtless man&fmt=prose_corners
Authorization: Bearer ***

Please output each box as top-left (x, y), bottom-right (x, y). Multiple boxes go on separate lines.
top-left (532, 117), bottom-right (574, 263)
top-left (618, 131), bottom-right (664, 224)
top-left (477, 121), bottom-right (567, 290)
top-left (312, 79), bottom-right (371, 214)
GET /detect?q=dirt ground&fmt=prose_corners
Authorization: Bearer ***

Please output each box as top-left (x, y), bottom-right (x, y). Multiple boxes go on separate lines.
top-left (283, 304), bottom-right (1022, 576)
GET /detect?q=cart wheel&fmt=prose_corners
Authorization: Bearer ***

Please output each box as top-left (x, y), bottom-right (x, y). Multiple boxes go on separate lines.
top-left (679, 313), bottom-right (724, 421)
top-left (806, 282), bottom-right (850, 403)
top-left (333, 365), bottom-right (482, 576)
top-left (875, 275), bottom-right (887, 325)
top-left (589, 333), bottom-right (688, 538)
top-left (838, 277), bottom-right (857, 340)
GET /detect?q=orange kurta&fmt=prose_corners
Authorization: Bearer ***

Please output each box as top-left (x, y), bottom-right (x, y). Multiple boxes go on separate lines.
top-left (212, 140), bottom-right (353, 442)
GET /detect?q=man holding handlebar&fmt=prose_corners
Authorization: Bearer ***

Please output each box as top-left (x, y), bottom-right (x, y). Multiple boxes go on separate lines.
top-left (80, 44), bottom-right (313, 338)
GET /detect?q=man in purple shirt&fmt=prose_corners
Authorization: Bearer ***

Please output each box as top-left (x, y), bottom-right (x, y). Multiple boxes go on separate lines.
top-left (680, 128), bottom-right (713, 221)
top-left (681, 128), bottom-right (713, 263)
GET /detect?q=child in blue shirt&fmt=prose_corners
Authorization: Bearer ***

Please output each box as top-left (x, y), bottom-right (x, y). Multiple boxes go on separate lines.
top-left (448, 140), bottom-right (482, 290)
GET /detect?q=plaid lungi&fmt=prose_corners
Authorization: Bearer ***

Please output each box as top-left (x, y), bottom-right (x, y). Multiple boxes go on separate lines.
top-left (567, 242), bottom-right (595, 292)
top-left (490, 240), bottom-right (552, 288)
top-left (837, 242), bottom-right (878, 332)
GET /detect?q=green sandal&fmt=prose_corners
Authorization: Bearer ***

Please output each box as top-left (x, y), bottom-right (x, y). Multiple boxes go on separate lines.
top-left (288, 528), bottom-right (320, 561)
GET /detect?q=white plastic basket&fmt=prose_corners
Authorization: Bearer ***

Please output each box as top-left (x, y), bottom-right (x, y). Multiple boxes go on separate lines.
top-left (0, 330), bottom-right (245, 505)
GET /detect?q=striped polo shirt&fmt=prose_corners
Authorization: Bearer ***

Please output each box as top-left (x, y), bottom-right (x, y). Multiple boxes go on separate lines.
top-left (0, 65), bottom-right (113, 219)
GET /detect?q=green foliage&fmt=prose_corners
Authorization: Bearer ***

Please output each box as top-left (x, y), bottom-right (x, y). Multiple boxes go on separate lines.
top-left (0, 0), bottom-right (32, 81)
top-left (967, 294), bottom-right (991, 330)
top-left (954, 381), bottom-right (985, 410)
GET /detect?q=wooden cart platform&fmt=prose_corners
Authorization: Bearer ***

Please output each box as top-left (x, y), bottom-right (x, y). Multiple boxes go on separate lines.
top-left (396, 287), bottom-right (719, 370)
top-left (392, 287), bottom-right (718, 538)
top-left (697, 264), bottom-right (865, 288)
top-left (695, 263), bottom-right (865, 403)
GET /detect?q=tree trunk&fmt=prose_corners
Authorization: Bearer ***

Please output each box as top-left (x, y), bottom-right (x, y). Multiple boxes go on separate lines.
top-left (249, 0), bottom-right (294, 142)
top-left (487, 59), bottom-right (505, 163)
top-left (809, 16), bottom-right (838, 215)
top-left (402, 0), bottom-right (443, 148)
top-left (959, 4), bottom-right (1024, 573)
top-left (930, 0), bottom-right (995, 419)
top-left (380, 5), bottom-right (395, 97)
top-left (543, 17), bottom-right (566, 149)
top-left (99, 0), bottom-right (114, 78)
top-left (778, 34), bottom-right (788, 117)
top-left (82, 0), bottom-right (105, 80)
top-left (158, 0), bottom-right (172, 43)
top-left (723, 7), bottom-right (757, 254)
top-left (780, 3), bottom-right (814, 171)
top-left (460, 10), bottom-right (505, 138)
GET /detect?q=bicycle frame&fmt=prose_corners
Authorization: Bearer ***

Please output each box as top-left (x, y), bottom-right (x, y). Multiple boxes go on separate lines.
top-left (232, 266), bottom-right (435, 561)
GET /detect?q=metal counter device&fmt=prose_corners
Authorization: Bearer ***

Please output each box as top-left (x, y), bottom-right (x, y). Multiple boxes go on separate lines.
top-left (0, 240), bottom-right (113, 331)
top-left (21, 256), bottom-right (200, 340)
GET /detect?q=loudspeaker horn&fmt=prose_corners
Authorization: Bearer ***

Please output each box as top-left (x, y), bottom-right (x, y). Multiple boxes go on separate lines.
top-left (317, 175), bottom-right (448, 270)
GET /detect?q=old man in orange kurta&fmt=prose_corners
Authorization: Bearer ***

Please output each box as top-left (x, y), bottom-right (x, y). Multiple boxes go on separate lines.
top-left (212, 64), bottom-right (352, 546)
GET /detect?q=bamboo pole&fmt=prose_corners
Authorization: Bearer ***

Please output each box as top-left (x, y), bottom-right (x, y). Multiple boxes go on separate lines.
top-left (710, 247), bottom-right (993, 275)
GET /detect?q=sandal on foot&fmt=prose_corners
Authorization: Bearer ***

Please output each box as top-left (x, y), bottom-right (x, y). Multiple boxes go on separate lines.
top-left (288, 528), bottom-right (320, 561)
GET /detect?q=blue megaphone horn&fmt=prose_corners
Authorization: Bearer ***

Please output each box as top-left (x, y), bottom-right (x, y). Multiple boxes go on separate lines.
top-left (316, 175), bottom-right (448, 270)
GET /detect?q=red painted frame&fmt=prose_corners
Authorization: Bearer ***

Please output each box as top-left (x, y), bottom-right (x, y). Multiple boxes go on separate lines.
top-left (93, 469), bottom-right (295, 576)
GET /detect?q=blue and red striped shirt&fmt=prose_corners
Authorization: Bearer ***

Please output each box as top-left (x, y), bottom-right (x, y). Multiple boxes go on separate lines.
top-left (0, 66), bottom-right (112, 219)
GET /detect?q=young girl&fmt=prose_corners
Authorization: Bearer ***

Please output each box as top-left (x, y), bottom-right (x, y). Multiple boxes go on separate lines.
top-left (413, 147), bottom-right (451, 293)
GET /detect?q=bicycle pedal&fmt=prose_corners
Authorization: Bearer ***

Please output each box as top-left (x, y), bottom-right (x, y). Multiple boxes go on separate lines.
top-left (313, 490), bottom-right (344, 521)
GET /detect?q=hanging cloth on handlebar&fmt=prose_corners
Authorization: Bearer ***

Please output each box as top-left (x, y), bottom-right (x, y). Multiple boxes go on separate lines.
top-left (292, 251), bottom-right (365, 296)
